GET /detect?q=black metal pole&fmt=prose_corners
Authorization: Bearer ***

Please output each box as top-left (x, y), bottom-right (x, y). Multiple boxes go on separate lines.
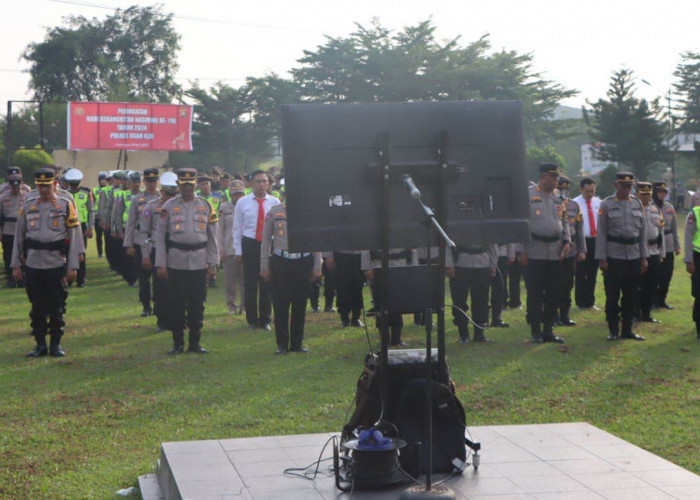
top-left (378, 132), bottom-right (391, 426)
top-left (424, 223), bottom-right (433, 491)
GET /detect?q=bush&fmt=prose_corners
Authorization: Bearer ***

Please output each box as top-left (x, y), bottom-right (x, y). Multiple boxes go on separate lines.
top-left (11, 146), bottom-right (53, 184)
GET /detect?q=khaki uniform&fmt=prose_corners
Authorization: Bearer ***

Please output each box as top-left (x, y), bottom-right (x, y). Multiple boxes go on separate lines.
top-left (261, 204), bottom-right (321, 352)
top-left (140, 196), bottom-right (173, 330)
top-left (520, 185), bottom-right (570, 341)
top-left (124, 191), bottom-right (160, 312)
top-left (0, 190), bottom-right (26, 284)
top-left (219, 200), bottom-right (245, 312)
top-left (10, 194), bottom-right (81, 352)
top-left (638, 203), bottom-right (665, 321)
top-left (155, 194), bottom-right (219, 348)
top-left (595, 195), bottom-right (649, 337)
top-left (558, 198), bottom-right (585, 325)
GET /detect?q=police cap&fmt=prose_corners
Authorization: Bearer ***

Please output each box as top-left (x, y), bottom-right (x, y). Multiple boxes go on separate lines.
top-left (143, 167), bottom-right (159, 181)
top-left (539, 163), bottom-right (561, 175)
top-left (64, 168), bottom-right (84, 183)
top-left (557, 175), bottom-right (571, 189)
top-left (616, 171), bottom-right (635, 183)
top-left (636, 181), bottom-right (652, 194)
top-left (229, 180), bottom-right (245, 194)
top-left (34, 168), bottom-right (55, 185)
top-left (652, 181), bottom-right (668, 192)
top-left (177, 168), bottom-right (198, 184)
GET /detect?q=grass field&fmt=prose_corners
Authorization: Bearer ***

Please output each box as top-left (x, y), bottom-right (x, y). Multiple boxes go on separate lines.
top-left (1, 230), bottom-right (699, 498)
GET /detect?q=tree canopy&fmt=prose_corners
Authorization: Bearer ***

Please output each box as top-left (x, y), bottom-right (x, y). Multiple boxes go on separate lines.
top-left (292, 19), bottom-right (577, 144)
top-left (583, 69), bottom-right (666, 180)
top-left (23, 5), bottom-right (181, 102)
top-left (673, 51), bottom-right (700, 133)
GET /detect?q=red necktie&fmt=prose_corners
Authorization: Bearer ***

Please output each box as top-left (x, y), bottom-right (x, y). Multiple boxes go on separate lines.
top-left (255, 197), bottom-right (265, 242)
top-left (586, 199), bottom-right (597, 237)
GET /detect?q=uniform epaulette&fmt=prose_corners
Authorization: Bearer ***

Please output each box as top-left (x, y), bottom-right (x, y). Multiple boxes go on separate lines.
top-left (201, 197), bottom-right (219, 224)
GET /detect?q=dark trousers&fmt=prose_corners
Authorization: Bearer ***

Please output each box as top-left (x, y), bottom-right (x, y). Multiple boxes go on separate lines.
top-left (242, 237), bottom-right (271, 327)
top-left (525, 259), bottom-right (562, 332)
top-left (135, 246), bottom-right (152, 309)
top-left (105, 232), bottom-right (118, 270)
top-left (656, 251), bottom-right (674, 305)
top-left (370, 278), bottom-right (403, 331)
top-left (507, 259), bottom-right (523, 307)
top-left (25, 267), bottom-right (67, 345)
top-left (271, 255), bottom-right (313, 350)
top-left (77, 223), bottom-right (88, 285)
top-left (575, 237), bottom-right (598, 308)
top-left (166, 268), bottom-right (207, 334)
top-left (639, 254), bottom-right (661, 319)
top-left (603, 258), bottom-right (641, 334)
top-left (94, 218), bottom-right (104, 257)
top-left (558, 256), bottom-right (576, 319)
top-left (310, 259), bottom-right (336, 309)
top-left (151, 249), bottom-right (167, 328)
top-left (692, 252), bottom-right (700, 324)
top-left (490, 256), bottom-right (508, 322)
top-left (451, 267), bottom-right (490, 336)
top-left (334, 252), bottom-right (364, 321)
top-left (122, 240), bottom-right (138, 285)
top-left (2, 233), bottom-right (14, 283)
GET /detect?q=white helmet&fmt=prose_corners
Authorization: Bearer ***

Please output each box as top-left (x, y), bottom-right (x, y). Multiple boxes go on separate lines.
top-left (160, 172), bottom-right (178, 188)
top-left (64, 168), bottom-right (84, 183)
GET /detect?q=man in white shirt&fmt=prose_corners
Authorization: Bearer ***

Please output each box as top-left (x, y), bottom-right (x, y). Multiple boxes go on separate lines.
top-left (573, 176), bottom-right (601, 309)
top-left (233, 170), bottom-right (280, 329)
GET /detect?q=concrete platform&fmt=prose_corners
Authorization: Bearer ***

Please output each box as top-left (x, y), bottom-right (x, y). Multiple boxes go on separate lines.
top-left (139, 422), bottom-right (700, 499)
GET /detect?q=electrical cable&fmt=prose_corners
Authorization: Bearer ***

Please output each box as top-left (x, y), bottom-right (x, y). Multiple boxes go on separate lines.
top-left (283, 435), bottom-right (338, 480)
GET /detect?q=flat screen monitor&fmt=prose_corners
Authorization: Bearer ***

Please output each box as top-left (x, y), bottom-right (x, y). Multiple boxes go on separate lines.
top-left (282, 101), bottom-right (530, 252)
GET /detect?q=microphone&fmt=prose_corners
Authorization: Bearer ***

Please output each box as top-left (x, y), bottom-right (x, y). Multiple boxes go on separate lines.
top-left (402, 175), bottom-right (421, 200)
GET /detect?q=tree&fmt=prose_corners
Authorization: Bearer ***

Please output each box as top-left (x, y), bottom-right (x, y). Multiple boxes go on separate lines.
top-left (583, 69), bottom-right (666, 180)
top-left (292, 19), bottom-right (577, 144)
top-left (12, 146), bottom-right (54, 182)
top-left (673, 51), bottom-right (700, 132)
top-left (178, 75), bottom-right (299, 172)
top-left (23, 5), bottom-right (181, 103)
top-left (525, 145), bottom-right (567, 181)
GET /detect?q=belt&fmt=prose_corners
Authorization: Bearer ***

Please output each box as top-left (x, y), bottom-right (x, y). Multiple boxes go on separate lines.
top-left (530, 233), bottom-right (560, 243)
top-left (608, 235), bottom-right (639, 245)
top-left (166, 239), bottom-right (207, 251)
top-left (648, 239), bottom-right (659, 246)
top-left (455, 246), bottom-right (486, 255)
top-left (664, 229), bottom-right (673, 235)
top-left (2, 217), bottom-right (17, 223)
top-left (273, 249), bottom-right (310, 259)
top-left (25, 238), bottom-right (66, 251)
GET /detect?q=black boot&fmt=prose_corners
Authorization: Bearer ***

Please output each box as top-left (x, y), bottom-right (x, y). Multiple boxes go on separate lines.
top-left (26, 335), bottom-right (48, 358)
top-left (141, 305), bottom-right (152, 317)
top-left (187, 330), bottom-right (208, 354)
top-left (48, 313), bottom-right (66, 357)
top-left (621, 324), bottom-right (644, 341)
top-left (390, 326), bottom-right (405, 346)
top-left (458, 324), bottom-right (469, 344)
top-left (530, 324), bottom-right (543, 344)
top-left (49, 335), bottom-right (66, 357)
top-left (542, 325), bottom-right (564, 344)
top-left (491, 315), bottom-right (509, 328)
top-left (350, 311), bottom-right (363, 327)
top-left (473, 325), bottom-right (492, 343)
top-left (340, 313), bottom-right (350, 328)
top-left (559, 309), bottom-right (576, 327)
top-left (168, 331), bottom-right (185, 354)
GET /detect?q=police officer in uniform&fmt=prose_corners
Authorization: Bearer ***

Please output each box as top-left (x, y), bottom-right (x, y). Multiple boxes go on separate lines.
top-left (361, 248), bottom-right (418, 346)
top-left (64, 168), bottom-right (94, 287)
top-left (114, 171), bottom-right (143, 285)
top-left (653, 181), bottom-right (680, 309)
top-left (683, 205), bottom-right (700, 340)
top-left (93, 171), bottom-right (108, 258)
top-left (0, 174), bottom-right (26, 287)
top-left (124, 168), bottom-right (161, 316)
top-left (447, 244), bottom-right (498, 343)
top-left (557, 175), bottom-right (586, 326)
top-left (260, 201), bottom-right (322, 354)
top-left (11, 168), bottom-right (81, 357)
top-left (101, 171), bottom-right (125, 273)
top-left (518, 163), bottom-right (570, 344)
top-left (595, 171), bottom-right (648, 341)
top-left (490, 244), bottom-right (514, 327)
top-left (636, 181), bottom-right (665, 323)
top-left (141, 172), bottom-right (179, 332)
top-left (155, 168), bottom-right (219, 354)
top-left (196, 174), bottom-right (222, 289)
top-left (218, 179), bottom-right (247, 314)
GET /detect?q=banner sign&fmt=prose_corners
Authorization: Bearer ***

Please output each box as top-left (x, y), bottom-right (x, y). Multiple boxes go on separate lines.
top-left (67, 101), bottom-right (193, 151)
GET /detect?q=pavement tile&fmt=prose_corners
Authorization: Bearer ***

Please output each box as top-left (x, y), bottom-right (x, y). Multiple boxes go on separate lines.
top-left (571, 471), bottom-right (651, 490)
top-left (597, 487), bottom-right (676, 499)
top-left (548, 458), bottom-right (622, 475)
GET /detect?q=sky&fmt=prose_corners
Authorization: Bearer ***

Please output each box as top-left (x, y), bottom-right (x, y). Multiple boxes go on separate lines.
top-left (2, 0), bottom-right (700, 111)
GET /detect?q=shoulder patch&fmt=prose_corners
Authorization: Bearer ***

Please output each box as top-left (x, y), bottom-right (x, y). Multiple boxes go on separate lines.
top-left (66, 202), bottom-right (79, 228)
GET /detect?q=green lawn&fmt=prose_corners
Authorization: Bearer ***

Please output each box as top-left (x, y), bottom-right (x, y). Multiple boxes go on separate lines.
top-left (1, 231), bottom-right (699, 498)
